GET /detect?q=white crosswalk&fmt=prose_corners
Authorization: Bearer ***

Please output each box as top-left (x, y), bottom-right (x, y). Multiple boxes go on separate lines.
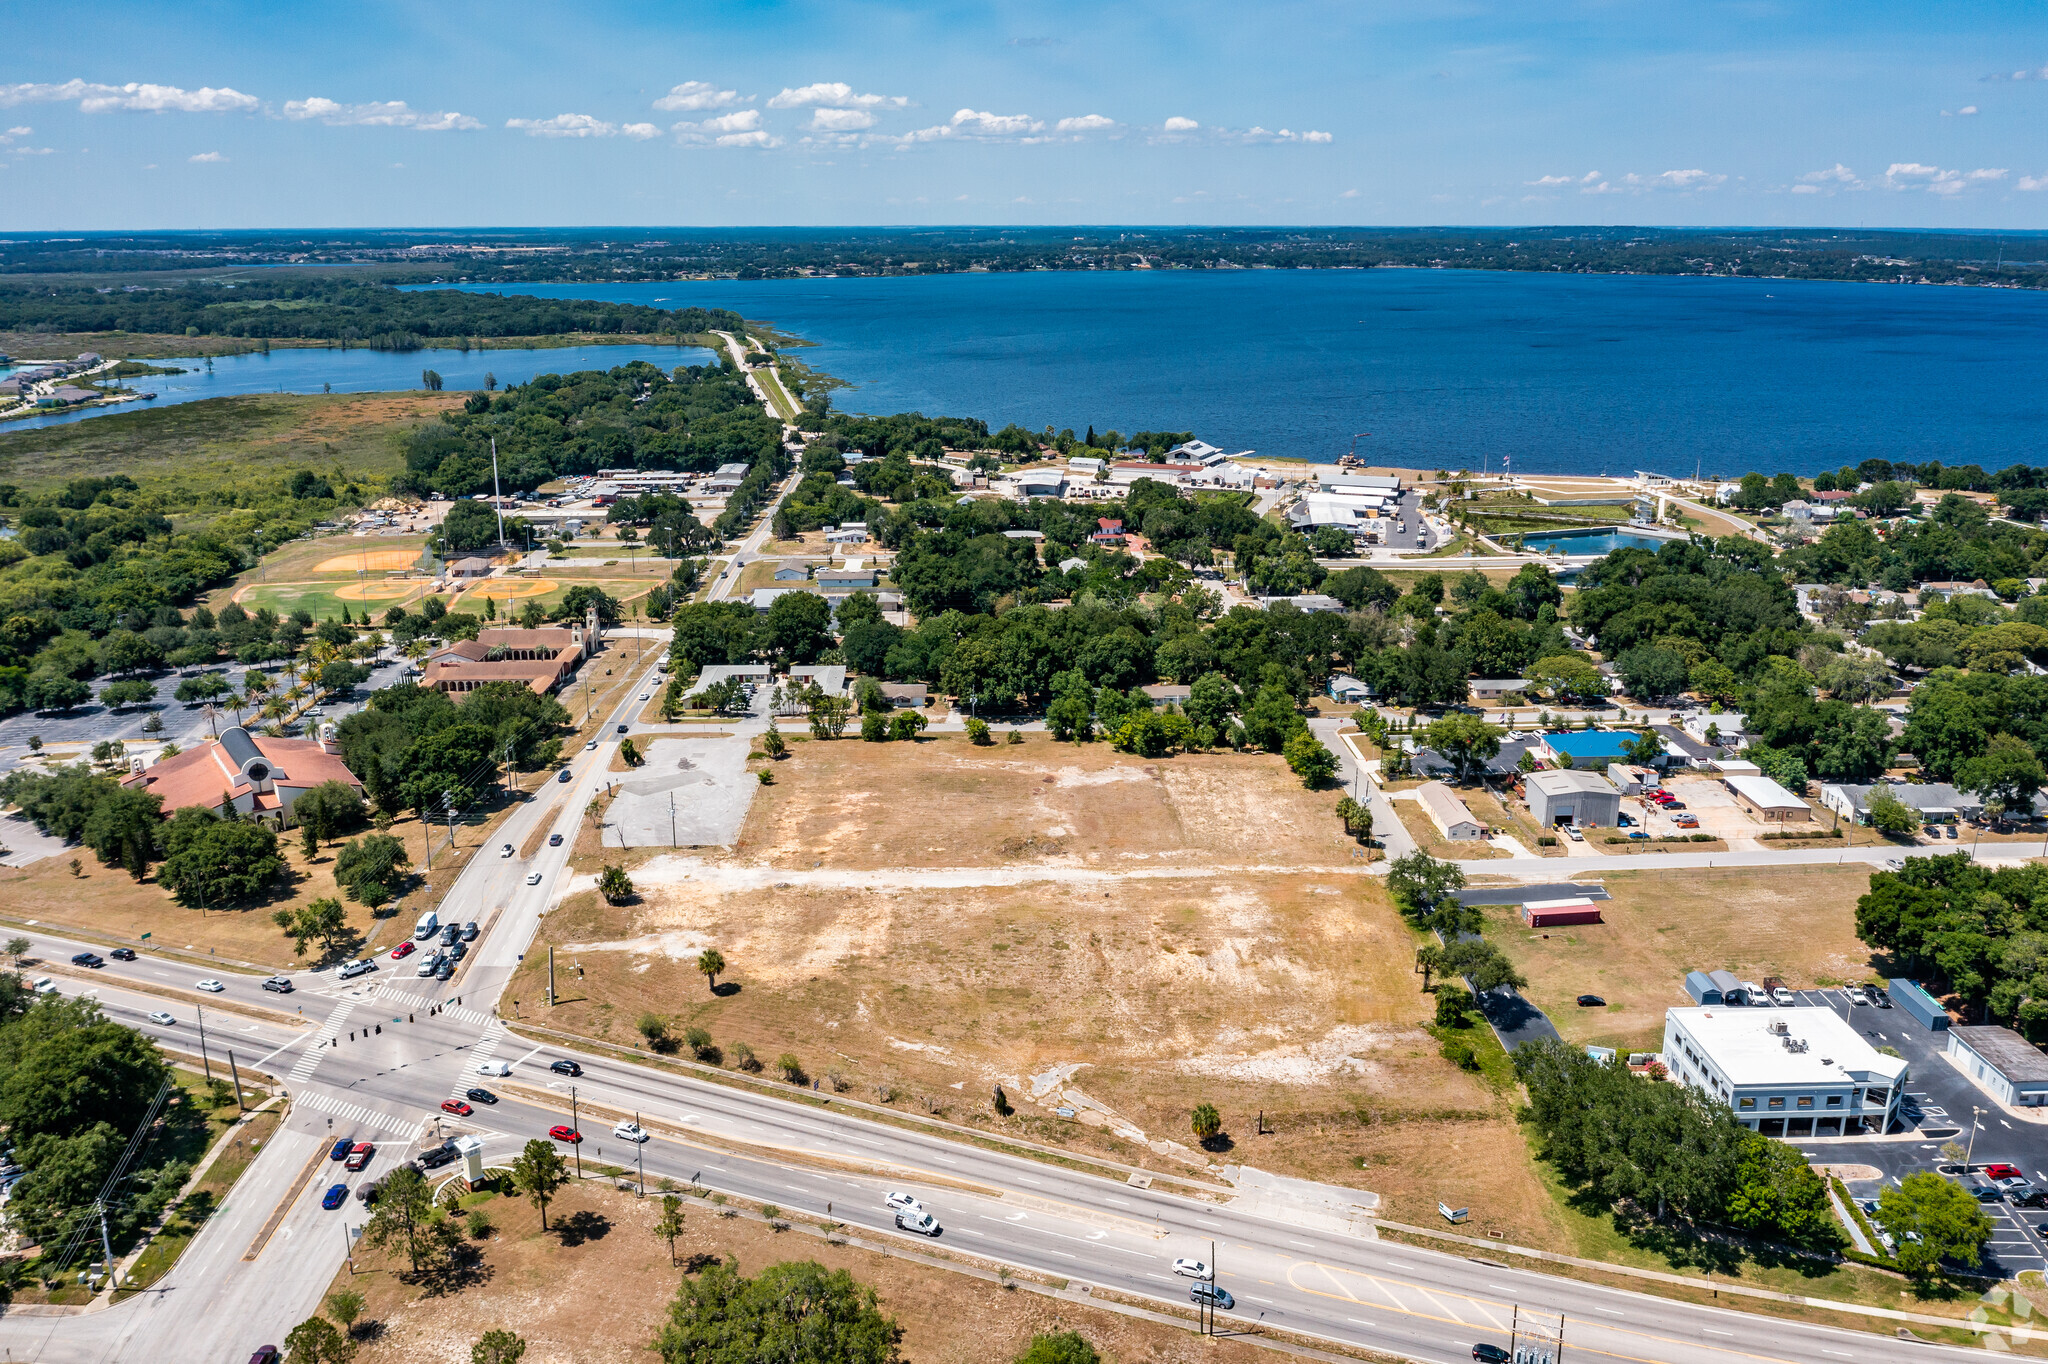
top-left (376, 989), bottom-right (497, 1029)
top-left (287, 1000), bottom-right (356, 1083)
top-left (291, 1087), bottom-right (416, 1137)
top-left (453, 1023), bottom-right (508, 1100)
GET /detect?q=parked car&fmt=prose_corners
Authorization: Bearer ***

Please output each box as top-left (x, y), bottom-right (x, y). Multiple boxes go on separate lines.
top-left (550, 1059), bottom-right (582, 1077)
top-left (1576, 994), bottom-right (1606, 1007)
top-left (321, 1184), bottom-right (349, 1211)
top-left (549, 1125), bottom-right (582, 1144)
top-left (1772, 987), bottom-right (1795, 1005)
top-left (344, 1142), bottom-right (375, 1172)
top-left (109, 948), bottom-right (136, 961)
top-left (441, 1099), bottom-right (473, 1117)
top-left (1562, 825), bottom-right (1584, 842)
top-left (1987, 1163), bottom-right (2024, 1181)
top-left (1172, 1257), bottom-right (1210, 1278)
top-left (390, 941), bottom-right (416, 961)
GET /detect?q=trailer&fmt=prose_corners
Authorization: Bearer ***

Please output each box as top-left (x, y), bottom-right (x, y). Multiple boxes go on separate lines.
top-left (1522, 898), bottom-right (1604, 928)
top-left (1890, 977), bottom-right (1950, 1032)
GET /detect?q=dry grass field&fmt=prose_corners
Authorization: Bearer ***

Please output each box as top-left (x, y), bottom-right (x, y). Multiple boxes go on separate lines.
top-left (1484, 865), bottom-right (1880, 1053)
top-left (344, 1180), bottom-right (1282, 1364)
top-left (521, 733), bottom-right (1557, 1231)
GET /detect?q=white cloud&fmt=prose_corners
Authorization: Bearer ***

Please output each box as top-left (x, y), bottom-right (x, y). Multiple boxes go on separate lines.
top-left (1527, 174), bottom-right (1574, 186)
top-left (1576, 169), bottom-right (1724, 195)
top-left (188, 151), bottom-right (227, 162)
top-left (283, 97), bottom-right (481, 130)
top-left (5, 126), bottom-right (29, 137)
top-left (811, 108), bottom-right (875, 131)
top-left (1162, 115), bottom-right (1199, 132)
top-left (1884, 161), bottom-right (2007, 194)
top-left (1055, 113), bottom-right (1115, 134)
top-left (0, 80), bottom-right (258, 113)
top-left (1153, 117), bottom-right (1329, 145)
top-left (767, 82), bottom-right (907, 110)
top-left (621, 122), bottom-right (661, 140)
top-left (653, 81), bottom-right (748, 112)
top-left (1942, 105), bottom-right (1980, 117)
top-left (897, 108), bottom-right (1046, 143)
top-left (1799, 162), bottom-right (1863, 189)
top-left (2021, 174), bottom-right (2048, 192)
top-left (1986, 64), bottom-right (2048, 80)
top-left (505, 113), bottom-right (618, 138)
top-left (1340, 188), bottom-right (1360, 198)
top-left (1791, 184), bottom-right (1822, 194)
top-left (673, 109), bottom-right (781, 147)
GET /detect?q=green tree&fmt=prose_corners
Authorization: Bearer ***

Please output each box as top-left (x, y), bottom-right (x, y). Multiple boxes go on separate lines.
top-left (807, 694), bottom-right (851, 740)
top-left (325, 1288), bottom-right (365, 1338)
top-left (888, 709), bottom-right (926, 741)
top-left (1421, 713), bottom-right (1503, 784)
top-left (598, 864), bottom-right (634, 904)
top-left (510, 1137), bottom-right (569, 1232)
top-left (697, 947), bottom-right (726, 992)
top-left (760, 718), bottom-right (787, 758)
top-left (81, 785), bottom-right (164, 881)
top-left (1689, 660), bottom-right (1740, 707)
top-left (1613, 646), bottom-right (1690, 701)
top-left (1015, 1332), bottom-right (1101, 1364)
top-left (762, 591), bottom-right (835, 666)
top-left (620, 736), bottom-right (645, 767)
top-left (1386, 851), bottom-right (1466, 921)
top-left (100, 679), bottom-right (157, 709)
top-left (965, 717), bottom-right (992, 745)
top-left (332, 831), bottom-right (410, 904)
top-left (1957, 733), bottom-right (2046, 811)
top-left (363, 1165), bottom-right (436, 1273)
top-left (272, 896), bottom-right (351, 959)
top-left (638, 1012), bottom-right (671, 1049)
top-left (1434, 983), bottom-right (1475, 1028)
top-left (1242, 683), bottom-right (1301, 752)
top-left (472, 1330), bottom-right (528, 1364)
top-left (652, 1192), bottom-right (686, 1265)
top-left (157, 818), bottom-right (283, 907)
top-left (284, 1314), bottom-right (356, 1364)
top-left (1864, 787), bottom-right (1922, 837)
top-left (1528, 653), bottom-right (1606, 704)
top-left (1878, 1171), bottom-right (1993, 1278)
top-left (1724, 1133), bottom-right (1844, 1250)
top-left (860, 710), bottom-right (889, 742)
top-left (1190, 1102), bottom-right (1222, 1143)
top-left (655, 1261), bottom-right (903, 1364)
top-left (1334, 795), bottom-right (1372, 842)
top-left (1283, 730), bottom-right (1337, 787)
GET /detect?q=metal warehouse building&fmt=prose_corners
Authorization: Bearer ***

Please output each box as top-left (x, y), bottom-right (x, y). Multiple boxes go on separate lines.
top-left (1947, 1026), bottom-right (2048, 1108)
top-left (1524, 769), bottom-right (1621, 828)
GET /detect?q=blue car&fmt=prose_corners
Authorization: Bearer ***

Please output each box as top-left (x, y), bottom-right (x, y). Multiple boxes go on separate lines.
top-left (321, 1183), bottom-right (349, 1210)
top-left (328, 1137), bottom-right (354, 1161)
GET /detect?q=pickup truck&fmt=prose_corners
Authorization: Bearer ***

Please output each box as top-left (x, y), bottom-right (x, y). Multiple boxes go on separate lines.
top-left (1763, 976), bottom-right (1794, 1006)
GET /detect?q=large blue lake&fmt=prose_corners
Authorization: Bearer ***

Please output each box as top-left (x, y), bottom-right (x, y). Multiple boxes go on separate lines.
top-left (420, 271), bottom-right (2048, 478)
top-left (0, 341), bottom-right (713, 436)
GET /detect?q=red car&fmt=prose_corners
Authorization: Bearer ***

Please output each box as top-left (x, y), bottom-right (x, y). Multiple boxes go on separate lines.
top-left (390, 941), bottom-right (416, 961)
top-left (1986, 1163), bottom-right (2024, 1181)
top-left (440, 1099), bottom-right (473, 1117)
top-left (548, 1124), bottom-right (582, 1144)
top-left (343, 1141), bottom-right (375, 1171)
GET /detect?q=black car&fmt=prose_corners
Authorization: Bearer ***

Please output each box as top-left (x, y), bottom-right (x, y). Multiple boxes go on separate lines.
top-left (435, 959), bottom-right (454, 980)
top-left (466, 1087), bottom-right (498, 1105)
top-left (70, 951), bottom-right (104, 968)
top-left (110, 948), bottom-right (136, 962)
top-left (550, 1059), bottom-right (582, 1077)
top-left (417, 1145), bottom-right (458, 1170)
top-left (1576, 994), bottom-right (1606, 1007)
top-left (1190, 1282), bottom-right (1234, 1311)
top-left (461, 921), bottom-right (480, 941)
top-left (449, 941), bottom-right (468, 962)
top-left (557, 768), bottom-right (572, 783)
top-left (1474, 1346), bottom-right (1512, 1364)
top-left (439, 924), bottom-right (460, 947)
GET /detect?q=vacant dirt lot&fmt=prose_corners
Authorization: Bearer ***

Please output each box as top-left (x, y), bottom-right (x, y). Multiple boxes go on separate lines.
top-left (1486, 865), bottom-right (1879, 1053)
top-left (345, 1180), bottom-right (1280, 1364)
top-left (521, 734), bottom-right (1549, 1224)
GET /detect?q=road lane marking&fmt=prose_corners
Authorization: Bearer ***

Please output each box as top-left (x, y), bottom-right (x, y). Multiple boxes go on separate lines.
top-left (1706, 1330), bottom-right (1734, 1336)
top-left (1289, 1239), bottom-right (1315, 1248)
top-left (1595, 1308), bottom-right (1625, 1315)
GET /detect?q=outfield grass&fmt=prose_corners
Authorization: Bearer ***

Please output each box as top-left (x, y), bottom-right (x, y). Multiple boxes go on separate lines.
top-left (0, 392), bottom-right (461, 490)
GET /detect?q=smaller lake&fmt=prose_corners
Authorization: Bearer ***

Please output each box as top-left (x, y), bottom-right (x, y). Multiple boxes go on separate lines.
top-left (0, 342), bottom-right (714, 436)
top-left (1519, 527), bottom-right (1687, 556)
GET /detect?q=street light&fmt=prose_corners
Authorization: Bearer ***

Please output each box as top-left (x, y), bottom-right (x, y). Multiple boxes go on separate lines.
top-left (1965, 1105), bottom-right (1988, 1170)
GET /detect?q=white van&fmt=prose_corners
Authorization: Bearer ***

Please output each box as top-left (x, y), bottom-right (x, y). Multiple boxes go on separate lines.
top-left (413, 909), bottom-right (439, 941)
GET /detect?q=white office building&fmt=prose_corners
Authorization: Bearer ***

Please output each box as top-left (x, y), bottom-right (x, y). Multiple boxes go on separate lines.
top-left (1662, 1006), bottom-right (1907, 1138)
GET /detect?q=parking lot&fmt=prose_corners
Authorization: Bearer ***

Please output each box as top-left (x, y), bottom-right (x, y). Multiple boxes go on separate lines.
top-left (1784, 985), bottom-right (2048, 1275)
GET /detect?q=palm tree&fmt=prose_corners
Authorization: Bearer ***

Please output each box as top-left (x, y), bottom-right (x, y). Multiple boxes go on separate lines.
top-left (598, 864), bottom-right (634, 905)
top-left (696, 948), bottom-right (726, 993)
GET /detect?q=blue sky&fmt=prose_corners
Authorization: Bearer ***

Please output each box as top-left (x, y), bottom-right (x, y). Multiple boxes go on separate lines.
top-left (3, 0), bottom-right (2045, 229)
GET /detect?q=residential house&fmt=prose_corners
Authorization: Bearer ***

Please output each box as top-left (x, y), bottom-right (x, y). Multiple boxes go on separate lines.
top-left (1469, 679), bottom-right (1531, 704)
top-left (1416, 782), bottom-right (1483, 840)
top-left (1819, 782), bottom-right (1979, 826)
top-left (1090, 519), bottom-right (1126, 546)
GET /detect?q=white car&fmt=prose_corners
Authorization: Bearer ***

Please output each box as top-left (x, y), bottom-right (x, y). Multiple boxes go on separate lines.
top-left (639, 692), bottom-right (650, 701)
top-left (1173, 1257), bottom-right (1211, 1279)
top-left (195, 979), bottom-right (225, 993)
top-left (884, 1191), bottom-right (924, 1215)
top-left (500, 843), bottom-right (515, 858)
top-left (147, 1011), bottom-right (175, 1026)
top-left (585, 740), bottom-right (599, 751)
top-left (477, 1060), bottom-right (512, 1076)
top-left (30, 977), bottom-right (55, 995)
top-left (527, 871), bottom-right (542, 885)
top-left (613, 1121), bottom-right (649, 1143)
top-left (416, 955), bottom-right (441, 977)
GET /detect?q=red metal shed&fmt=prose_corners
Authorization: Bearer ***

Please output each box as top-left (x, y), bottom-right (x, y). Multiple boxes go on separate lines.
top-left (1522, 897), bottom-right (1604, 928)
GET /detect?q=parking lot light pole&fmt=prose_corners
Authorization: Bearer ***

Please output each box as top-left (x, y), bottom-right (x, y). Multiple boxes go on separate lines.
top-left (1966, 1106), bottom-right (1988, 1170)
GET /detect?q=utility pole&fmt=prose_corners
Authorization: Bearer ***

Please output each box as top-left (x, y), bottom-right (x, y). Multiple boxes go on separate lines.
top-left (196, 1003), bottom-right (213, 1081)
top-left (98, 1202), bottom-right (116, 1284)
top-left (570, 1086), bottom-right (583, 1179)
top-left (669, 791), bottom-right (677, 848)
top-left (1966, 1106), bottom-right (1987, 1169)
top-left (444, 791), bottom-right (457, 855)
top-left (636, 1111), bottom-right (645, 1197)
top-left (548, 946), bottom-right (556, 1007)
top-left (490, 438), bottom-right (507, 549)
top-left (228, 1050), bottom-right (245, 1110)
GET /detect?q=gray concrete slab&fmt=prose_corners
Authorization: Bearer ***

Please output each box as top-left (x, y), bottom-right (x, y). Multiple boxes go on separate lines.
top-left (0, 811), bottom-right (71, 867)
top-left (1456, 882), bottom-right (1610, 904)
top-left (602, 737), bottom-right (755, 848)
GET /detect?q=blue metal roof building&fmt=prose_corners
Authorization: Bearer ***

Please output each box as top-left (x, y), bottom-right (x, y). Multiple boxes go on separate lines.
top-left (1541, 731), bottom-right (1641, 764)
